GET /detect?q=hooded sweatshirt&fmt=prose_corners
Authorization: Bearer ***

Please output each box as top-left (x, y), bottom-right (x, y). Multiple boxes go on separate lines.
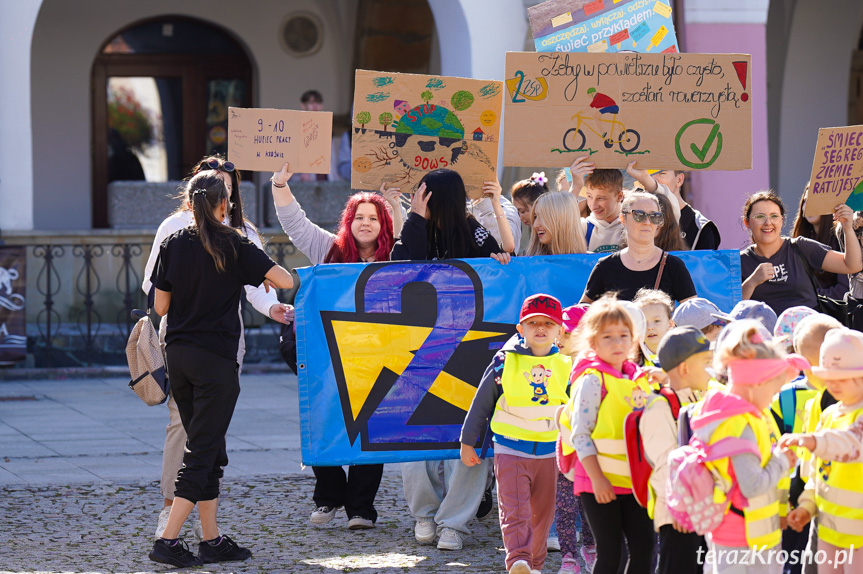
top-left (460, 333), bottom-right (569, 459)
top-left (690, 389), bottom-right (790, 547)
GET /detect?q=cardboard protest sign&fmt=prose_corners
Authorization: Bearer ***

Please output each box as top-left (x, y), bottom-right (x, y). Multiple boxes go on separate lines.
top-left (351, 70), bottom-right (503, 198)
top-left (227, 107), bottom-right (332, 173)
top-left (503, 52), bottom-right (752, 171)
top-left (803, 126), bottom-right (863, 216)
top-left (528, 0), bottom-right (679, 54)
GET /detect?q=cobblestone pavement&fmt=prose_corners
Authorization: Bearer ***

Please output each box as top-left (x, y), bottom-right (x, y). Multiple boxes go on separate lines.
top-left (0, 471), bottom-right (584, 574)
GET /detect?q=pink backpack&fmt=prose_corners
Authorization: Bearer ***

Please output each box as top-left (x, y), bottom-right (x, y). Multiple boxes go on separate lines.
top-left (666, 435), bottom-right (760, 534)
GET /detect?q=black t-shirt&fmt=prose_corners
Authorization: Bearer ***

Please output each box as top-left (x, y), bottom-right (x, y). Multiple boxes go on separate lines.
top-left (739, 236), bottom-right (829, 315)
top-left (584, 251), bottom-right (697, 302)
top-left (679, 205), bottom-right (721, 250)
top-left (152, 227), bottom-right (276, 360)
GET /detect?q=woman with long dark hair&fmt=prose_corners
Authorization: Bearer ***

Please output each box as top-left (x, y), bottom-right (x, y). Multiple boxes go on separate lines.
top-left (740, 190), bottom-right (860, 315)
top-left (149, 171), bottom-right (293, 567)
top-left (272, 162), bottom-right (398, 531)
top-left (391, 168), bottom-right (501, 261)
top-left (790, 185), bottom-right (850, 300)
top-left (142, 156), bottom-right (292, 543)
top-left (389, 168), bottom-right (501, 552)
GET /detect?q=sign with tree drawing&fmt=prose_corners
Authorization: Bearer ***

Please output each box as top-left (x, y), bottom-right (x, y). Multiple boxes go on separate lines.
top-left (351, 70), bottom-right (503, 198)
top-left (804, 125), bottom-right (863, 216)
top-left (503, 52), bottom-right (752, 171)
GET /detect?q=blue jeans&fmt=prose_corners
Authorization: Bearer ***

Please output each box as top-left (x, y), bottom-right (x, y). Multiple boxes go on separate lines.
top-left (401, 458), bottom-right (489, 535)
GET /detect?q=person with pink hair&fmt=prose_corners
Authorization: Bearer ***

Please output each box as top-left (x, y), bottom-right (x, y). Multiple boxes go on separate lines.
top-left (271, 162), bottom-right (401, 531)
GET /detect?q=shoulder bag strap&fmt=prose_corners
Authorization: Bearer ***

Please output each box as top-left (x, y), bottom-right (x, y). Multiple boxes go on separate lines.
top-left (653, 251), bottom-right (668, 290)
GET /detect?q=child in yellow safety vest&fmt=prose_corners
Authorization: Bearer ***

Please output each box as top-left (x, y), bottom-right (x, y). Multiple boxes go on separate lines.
top-left (784, 328), bottom-right (863, 573)
top-left (769, 312), bottom-right (842, 574)
top-left (565, 294), bottom-right (655, 574)
top-left (689, 319), bottom-right (802, 574)
top-left (460, 293), bottom-right (572, 574)
top-left (640, 326), bottom-right (712, 574)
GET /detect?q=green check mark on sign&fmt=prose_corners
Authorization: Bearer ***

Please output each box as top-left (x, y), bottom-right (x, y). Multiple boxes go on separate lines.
top-left (675, 118), bottom-right (723, 169)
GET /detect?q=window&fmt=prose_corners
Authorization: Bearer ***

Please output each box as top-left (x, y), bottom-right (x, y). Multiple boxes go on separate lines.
top-left (92, 16), bottom-right (252, 227)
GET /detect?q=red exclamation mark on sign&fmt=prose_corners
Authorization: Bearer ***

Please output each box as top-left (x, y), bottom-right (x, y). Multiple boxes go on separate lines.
top-left (732, 61), bottom-right (749, 102)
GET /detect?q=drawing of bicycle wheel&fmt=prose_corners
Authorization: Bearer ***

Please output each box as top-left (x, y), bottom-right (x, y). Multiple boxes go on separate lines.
top-left (562, 128), bottom-right (586, 151)
top-left (618, 129), bottom-right (640, 153)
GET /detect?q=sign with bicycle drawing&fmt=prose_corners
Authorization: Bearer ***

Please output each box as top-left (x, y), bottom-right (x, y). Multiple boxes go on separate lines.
top-left (351, 70), bottom-right (503, 197)
top-left (503, 52), bottom-right (752, 171)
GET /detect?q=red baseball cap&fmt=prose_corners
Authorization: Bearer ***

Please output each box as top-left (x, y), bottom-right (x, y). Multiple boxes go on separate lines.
top-left (519, 293), bottom-right (564, 325)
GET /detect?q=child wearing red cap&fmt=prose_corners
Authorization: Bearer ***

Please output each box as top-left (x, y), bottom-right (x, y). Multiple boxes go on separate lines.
top-left (460, 293), bottom-right (572, 574)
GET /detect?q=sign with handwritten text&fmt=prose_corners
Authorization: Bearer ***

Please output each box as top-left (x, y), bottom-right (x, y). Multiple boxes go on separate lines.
top-left (503, 52), bottom-right (752, 170)
top-left (227, 107), bottom-right (332, 173)
top-left (528, 0), bottom-right (679, 55)
top-left (351, 70), bottom-right (503, 198)
top-left (804, 126), bottom-right (863, 216)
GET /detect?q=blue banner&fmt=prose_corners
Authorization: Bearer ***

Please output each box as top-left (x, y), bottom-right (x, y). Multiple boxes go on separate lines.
top-left (296, 251), bottom-right (741, 466)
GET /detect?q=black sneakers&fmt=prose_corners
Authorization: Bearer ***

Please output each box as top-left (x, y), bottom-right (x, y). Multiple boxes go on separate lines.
top-left (198, 535), bottom-right (252, 563)
top-left (149, 538), bottom-right (203, 568)
top-left (476, 485), bottom-right (494, 519)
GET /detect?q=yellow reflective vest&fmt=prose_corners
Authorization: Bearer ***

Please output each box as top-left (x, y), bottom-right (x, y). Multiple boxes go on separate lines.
top-left (699, 407), bottom-right (782, 549)
top-left (490, 352), bottom-right (570, 444)
top-left (813, 406), bottom-right (863, 549)
top-left (588, 368), bottom-right (652, 489)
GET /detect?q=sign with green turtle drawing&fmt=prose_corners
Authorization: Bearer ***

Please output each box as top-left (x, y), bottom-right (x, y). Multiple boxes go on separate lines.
top-left (503, 52), bottom-right (752, 171)
top-left (351, 70), bottom-right (503, 198)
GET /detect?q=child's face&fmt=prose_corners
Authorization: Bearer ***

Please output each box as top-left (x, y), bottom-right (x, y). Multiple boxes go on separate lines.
top-left (517, 317), bottom-right (561, 354)
top-left (752, 373), bottom-right (789, 411)
top-left (702, 323), bottom-right (722, 342)
top-left (641, 304), bottom-right (672, 353)
top-left (514, 198), bottom-right (532, 226)
top-left (584, 186), bottom-right (622, 223)
top-left (559, 330), bottom-right (578, 357)
top-left (680, 350), bottom-right (713, 391)
top-left (592, 321), bottom-right (632, 369)
top-left (653, 170), bottom-right (683, 192)
top-left (824, 376), bottom-right (863, 405)
top-left (533, 214), bottom-right (551, 245)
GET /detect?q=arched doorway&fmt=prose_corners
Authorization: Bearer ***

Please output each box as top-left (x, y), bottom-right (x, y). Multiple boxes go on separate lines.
top-left (91, 16), bottom-right (253, 228)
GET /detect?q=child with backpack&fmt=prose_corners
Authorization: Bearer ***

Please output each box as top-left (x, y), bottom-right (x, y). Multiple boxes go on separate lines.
top-left (783, 328), bottom-right (863, 573)
top-left (673, 320), bottom-right (802, 573)
top-left (639, 326), bottom-right (712, 574)
top-left (460, 294), bottom-right (572, 574)
top-left (565, 294), bottom-right (655, 574)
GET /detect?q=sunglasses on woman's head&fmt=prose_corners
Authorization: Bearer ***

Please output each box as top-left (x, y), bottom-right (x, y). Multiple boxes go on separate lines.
top-left (201, 158), bottom-right (235, 172)
top-left (623, 209), bottom-right (664, 225)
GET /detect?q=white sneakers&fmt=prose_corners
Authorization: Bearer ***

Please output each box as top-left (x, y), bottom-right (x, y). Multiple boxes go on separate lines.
top-left (154, 507), bottom-right (203, 542)
top-left (547, 534), bottom-right (561, 552)
top-left (347, 516), bottom-right (375, 530)
top-left (436, 527), bottom-right (463, 551)
top-left (509, 559), bottom-right (532, 574)
top-left (309, 505), bottom-right (340, 524)
top-left (414, 519), bottom-right (437, 544)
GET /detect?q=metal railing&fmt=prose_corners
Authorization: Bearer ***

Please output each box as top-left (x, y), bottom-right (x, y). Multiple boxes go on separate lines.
top-left (6, 234), bottom-right (302, 368)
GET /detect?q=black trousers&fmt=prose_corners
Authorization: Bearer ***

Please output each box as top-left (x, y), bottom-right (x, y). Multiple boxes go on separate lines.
top-left (312, 464), bottom-right (384, 522)
top-left (167, 343), bottom-right (240, 504)
top-left (580, 492), bottom-right (655, 574)
top-left (657, 524), bottom-right (706, 574)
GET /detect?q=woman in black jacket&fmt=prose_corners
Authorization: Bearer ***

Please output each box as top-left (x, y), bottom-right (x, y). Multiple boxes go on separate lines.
top-left (391, 169), bottom-right (501, 261)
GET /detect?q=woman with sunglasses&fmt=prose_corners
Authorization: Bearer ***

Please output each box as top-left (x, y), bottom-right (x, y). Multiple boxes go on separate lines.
top-left (143, 156), bottom-right (293, 542)
top-left (740, 190), bottom-right (860, 315)
top-left (580, 191), bottom-right (697, 304)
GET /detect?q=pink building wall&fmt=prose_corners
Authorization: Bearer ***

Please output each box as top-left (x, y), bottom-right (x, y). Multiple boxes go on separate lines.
top-left (684, 23), bottom-right (769, 250)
